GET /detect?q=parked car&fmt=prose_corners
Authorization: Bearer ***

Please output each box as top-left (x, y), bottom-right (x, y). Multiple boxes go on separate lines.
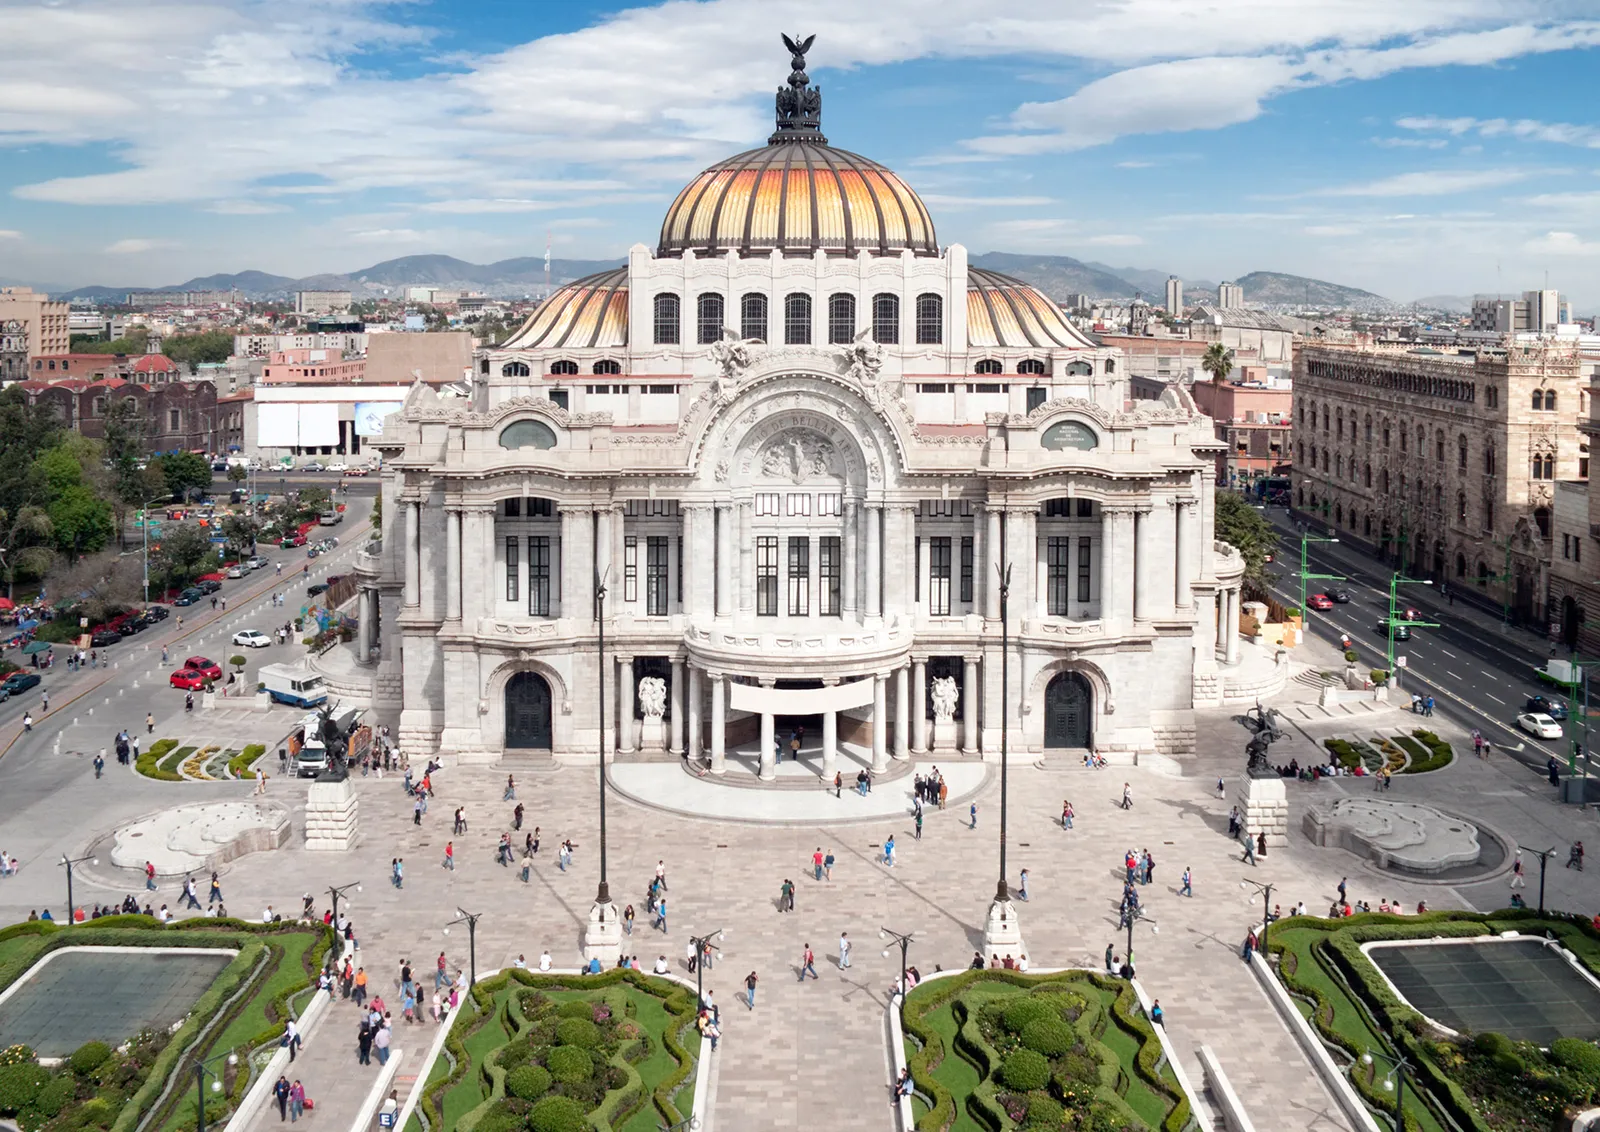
top-left (247, 556), bottom-right (270, 571)
top-left (226, 565), bottom-right (247, 579)
top-left (1375, 620), bottom-right (1411, 641)
top-left (301, 461), bottom-right (325, 472)
top-left (307, 583), bottom-right (330, 597)
top-left (120, 615), bottom-right (148, 634)
top-left (169, 667), bottom-right (208, 691)
top-left (344, 466), bottom-right (368, 477)
top-left (280, 534), bottom-right (307, 549)
top-left (173, 588), bottom-right (203, 607)
top-left (1328, 588), bottom-right (1353, 603)
top-left (181, 656), bottom-right (223, 680)
top-left (1526, 695), bottom-right (1569, 721)
top-left (146, 605), bottom-right (170, 621)
top-left (1306, 593), bottom-right (1334, 611)
top-left (1517, 712), bottom-right (1563, 740)
top-left (232, 629), bottom-right (271, 649)
top-left (0, 672), bottom-right (41, 699)
top-left (196, 580), bottom-right (222, 595)
top-left (326, 462), bottom-right (348, 473)
top-left (90, 630), bottom-right (122, 647)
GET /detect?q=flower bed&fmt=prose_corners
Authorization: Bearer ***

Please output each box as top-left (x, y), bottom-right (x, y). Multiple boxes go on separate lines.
top-left (901, 970), bottom-right (1190, 1131)
top-left (135, 740), bottom-right (181, 782)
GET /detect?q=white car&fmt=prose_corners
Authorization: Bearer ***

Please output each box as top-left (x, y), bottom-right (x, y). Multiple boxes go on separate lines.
top-left (226, 565), bottom-right (247, 579)
top-left (232, 629), bottom-right (272, 649)
top-left (301, 461), bottom-right (325, 472)
top-left (1516, 712), bottom-right (1563, 740)
top-left (247, 556), bottom-right (269, 571)
top-left (326, 462), bottom-right (348, 473)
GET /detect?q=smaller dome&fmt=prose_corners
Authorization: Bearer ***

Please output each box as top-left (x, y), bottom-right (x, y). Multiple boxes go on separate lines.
top-left (504, 268), bottom-right (628, 350)
top-left (130, 353), bottom-right (177, 373)
top-left (966, 268), bottom-right (1094, 350)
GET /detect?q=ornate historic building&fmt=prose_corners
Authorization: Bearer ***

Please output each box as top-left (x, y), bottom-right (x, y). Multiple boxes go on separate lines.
top-left (1290, 341), bottom-right (1588, 627)
top-left (355, 42), bottom-right (1242, 771)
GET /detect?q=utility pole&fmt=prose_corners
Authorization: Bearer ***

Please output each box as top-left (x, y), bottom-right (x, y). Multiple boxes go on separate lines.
top-left (1517, 844), bottom-right (1557, 914)
top-left (1384, 572), bottom-right (1437, 671)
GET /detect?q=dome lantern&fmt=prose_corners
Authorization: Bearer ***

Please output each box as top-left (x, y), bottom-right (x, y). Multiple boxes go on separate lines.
top-left (769, 32), bottom-right (826, 145)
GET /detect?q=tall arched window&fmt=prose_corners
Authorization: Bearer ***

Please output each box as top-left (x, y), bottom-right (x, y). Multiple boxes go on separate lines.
top-left (1364, 463), bottom-right (1372, 487)
top-left (1455, 552), bottom-right (1465, 577)
top-left (1457, 492), bottom-right (1467, 521)
top-left (1484, 443), bottom-right (1496, 476)
top-left (1435, 431), bottom-right (1445, 462)
top-left (696, 292), bottom-right (725, 344)
top-left (1547, 391), bottom-right (1558, 411)
top-left (1533, 390), bottom-right (1546, 410)
top-left (915, 293), bottom-right (943, 344)
top-left (740, 293), bottom-right (768, 342)
top-left (827, 293), bottom-right (856, 344)
top-left (1017, 358), bottom-right (1047, 375)
top-left (1364, 415), bottom-right (1372, 442)
top-left (653, 293), bottom-right (680, 345)
top-left (1458, 435), bottom-right (1467, 471)
top-left (872, 293), bottom-right (899, 344)
top-left (785, 293), bottom-right (812, 345)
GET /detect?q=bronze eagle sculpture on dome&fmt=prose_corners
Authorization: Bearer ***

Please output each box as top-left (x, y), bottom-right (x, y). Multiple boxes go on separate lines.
top-left (782, 32), bottom-right (815, 69)
top-left (771, 33), bottom-right (825, 143)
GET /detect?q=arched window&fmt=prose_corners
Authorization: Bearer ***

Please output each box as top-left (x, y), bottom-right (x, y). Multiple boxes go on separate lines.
top-left (501, 361), bottom-right (530, 378)
top-left (499, 420), bottom-right (557, 450)
top-left (1322, 451), bottom-right (1329, 472)
top-left (871, 293), bottom-right (899, 344)
top-left (1336, 455), bottom-right (1343, 479)
top-left (1364, 463), bottom-right (1372, 487)
top-left (1383, 424), bottom-right (1391, 447)
top-left (1476, 560), bottom-right (1488, 586)
top-left (1297, 486), bottom-right (1305, 506)
top-left (827, 293), bottom-right (856, 344)
top-left (1533, 390), bottom-right (1546, 410)
top-left (549, 359), bottom-right (578, 375)
top-left (1458, 436), bottom-right (1468, 471)
top-left (653, 293), bottom-right (680, 345)
top-left (1486, 386), bottom-right (1499, 408)
top-left (1364, 415), bottom-right (1372, 442)
top-left (1336, 408), bottom-right (1344, 438)
top-left (915, 293), bottom-right (943, 344)
top-left (1400, 428), bottom-right (1407, 452)
top-left (592, 359), bottom-right (621, 375)
top-left (697, 292), bottom-right (725, 344)
top-left (975, 359), bottom-right (1003, 375)
top-left (1547, 391), bottom-right (1558, 411)
top-left (740, 293), bottom-right (768, 342)
top-left (1363, 514), bottom-right (1372, 536)
top-left (1435, 432), bottom-right (1444, 462)
top-left (1065, 360), bottom-right (1093, 376)
top-left (1105, 358), bottom-right (1115, 373)
top-left (785, 293), bottom-right (812, 345)
top-left (1455, 552), bottom-right (1466, 577)
top-left (1380, 469), bottom-right (1389, 493)
top-left (1433, 484), bottom-right (1442, 511)
top-left (1536, 507), bottom-right (1551, 539)
top-left (1017, 358), bottom-right (1047, 375)
top-left (1484, 443), bottom-right (1496, 476)
top-left (1335, 503), bottom-right (1344, 526)
top-left (480, 359), bottom-right (490, 375)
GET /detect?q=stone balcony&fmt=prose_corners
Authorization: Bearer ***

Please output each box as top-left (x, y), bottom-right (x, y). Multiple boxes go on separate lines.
top-left (684, 617), bottom-right (913, 678)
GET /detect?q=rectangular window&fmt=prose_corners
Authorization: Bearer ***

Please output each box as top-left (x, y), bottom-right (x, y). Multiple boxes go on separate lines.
top-left (819, 536), bottom-right (841, 615)
top-left (817, 493), bottom-right (841, 517)
top-left (960, 536), bottom-right (974, 603)
top-left (527, 537), bottom-right (551, 616)
top-left (1564, 534), bottom-right (1572, 558)
top-left (505, 536), bottom-right (519, 602)
top-left (1077, 539), bottom-right (1092, 603)
top-left (1078, 499), bottom-right (1094, 518)
top-left (1044, 499), bottom-right (1071, 518)
top-left (676, 535), bottom-right (684, 603)
top-left (756, 536), bottom-right (779, 616)
top-left (755, 492), bottom-right (780, 516)
top-left (504, 498), bottom-right (521, 518)
top-left (549, 389), bottom-right (569, 410)
top-left (528, 498), bottom-right (552, 517)
top-left (646, 536), bottom-right (669, 616)
top-left (786, 493), bottom-right (811, 516)
top-left (624, 535), bottom-right (638, 603)
top-left (1047, 537), bottom-right (1071, 616)
top-left (785, 293), bottom-right (812, 345)
top-left (967, 383), bottom-right (1003, 394)
top-left (929, 536), bottom-right (952, 616)
top-left (1026, 386), bottom-right (1047, 412)
top-left (787, 536), bottom-right (810, 616)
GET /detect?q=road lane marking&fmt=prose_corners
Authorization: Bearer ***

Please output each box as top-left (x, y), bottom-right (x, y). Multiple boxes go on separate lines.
top-left (1440, 649), bottom-right (1457, 659)
top-left (1485, 693), bottom-right (1505, 705)
top-left (1446, 671), bottom-right (1462, 680)
top-left (1482, 670), bottom-right (1501, 681)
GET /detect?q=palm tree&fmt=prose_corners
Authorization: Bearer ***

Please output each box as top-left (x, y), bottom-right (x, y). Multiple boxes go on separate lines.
top-left (1201, 343), bottom-right (1234, 384)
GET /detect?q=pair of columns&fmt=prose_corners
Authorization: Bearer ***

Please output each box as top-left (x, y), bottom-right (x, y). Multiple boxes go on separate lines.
top-left (908, 656), bottom-right (981, 755)
top-left (404, 500), bottom-right (498, 624)
top-left (608, 656), bottom-right (687, 756)
top-left (356, 587), bottom-right (377, 662)
top-left (1217, 586), bottom-right (1242, 664)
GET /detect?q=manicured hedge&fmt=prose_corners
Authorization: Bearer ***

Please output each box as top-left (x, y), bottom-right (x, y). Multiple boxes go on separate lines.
top-left (1402, 729), bottom-right (1453, 774)
top-left (136, 739), bottom-right (181, 781)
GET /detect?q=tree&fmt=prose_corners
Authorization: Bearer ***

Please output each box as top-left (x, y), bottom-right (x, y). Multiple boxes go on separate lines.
top-left (162, 331), bottom-right (232, 373)
top-left (296, 486), bottom-right (332, 519)
top-left (33, 443), bottom-right (114, 556)
top-left (69, 328), bottom-right (150, 355)
top-left (1201, 343), bottom-right (1235, 384)
top-left (149, 524), bottom-right (215, 592)
top-left (153, 452), bottom-right (213, 501)
top-left (0, 505), bottom-right (54, 599)
top-left (0, 386), bottom-right (64, 521)
top-left (45, 550), bottom-right (139, 626)
top-left (226, 464), bottom-right (248, 485)
top-left (220, 514), bottom-right (260, 558)
top-left (1214, 490), bottom-right (1278, 583)
top-left (102, 398), bottom-right (152, 548)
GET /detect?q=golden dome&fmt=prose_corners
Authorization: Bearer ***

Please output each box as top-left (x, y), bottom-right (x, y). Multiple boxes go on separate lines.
top-left (967, 268), bottom-right (1095, 349)
top-left (504, 268), bottom-right (628, 350)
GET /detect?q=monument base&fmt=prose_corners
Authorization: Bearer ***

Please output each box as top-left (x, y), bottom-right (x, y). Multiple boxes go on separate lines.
top-left (981, 897), bottom-right (1026, 963)
top-left (305, 777), bottom-right (359, 852)
top-left (1237, 774), bottom-right (1288, 848)
top-left (639, 718), bottom-right (665, 752)
top-left (932, 719), bottom-right (959, 750)
top-left (582, 899), bottom-right (622, 966)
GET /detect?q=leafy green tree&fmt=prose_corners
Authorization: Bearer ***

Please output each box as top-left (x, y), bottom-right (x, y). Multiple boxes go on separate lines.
top-left (33, 443), bottom-right (114, 556)
top-left (69, 328), bottom-right (150, 355)
top-left (161, 330), bottom-right (233, 372)
top-left (153, 451), bottom-right (213, 501)
top-left (297, 486), bottom-right (332, 519)
top-left (0, 386), bottom-right (64, 521)
top-left (0, 505), bottom-right (54, 599)
top-left (45, 550), bottom-right (138, 626)
top-left (150, 524), bottom-right (216, 591)
top-left (220, 514), bottom-right (260, 558)
top-left (227, 464), bottom-right (248, 485)
top-left (1214, 490), bottom-right (1278, 583)
top-left (1202, 342), bottom-right (1235, 383)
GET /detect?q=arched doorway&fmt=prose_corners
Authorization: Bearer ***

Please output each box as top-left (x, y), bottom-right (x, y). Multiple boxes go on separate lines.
top-left (505, 672), bottom-right (552, 750)
top-left (1044, 672), bottom-right (1092, 749)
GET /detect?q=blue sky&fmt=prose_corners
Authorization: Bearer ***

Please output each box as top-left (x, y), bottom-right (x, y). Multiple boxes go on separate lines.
top-left (3, 1), bottom-right (1600, 306)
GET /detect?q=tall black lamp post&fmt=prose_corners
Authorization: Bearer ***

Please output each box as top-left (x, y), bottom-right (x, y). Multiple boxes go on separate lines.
top-left (60, 853), bottom-right (97, 923)
top-left (994, 557), bottom-right (1013, 907)
top-left (1242, 879), bottom-right (1275, 955)
top-left (687, 929), bottom-right (723, 1012)
top-left (1517, 844), bottom-right (1557, 915)
top-left (879, 927), bottom-right (915, 1002)
top-left (324, 881), bottom-right (360, 968)
top-left (595, 570), bottom-right (611, 909)
top-left (444, 907), bottom-right (483, 989)
top-left (194, 1049), bottom-right (238, 1132)
top-left (1361, 1047), bottom-right (1412, 1132)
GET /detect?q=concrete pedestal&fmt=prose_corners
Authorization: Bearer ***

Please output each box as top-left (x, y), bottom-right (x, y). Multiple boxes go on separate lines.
top-left (639, 718), bottom-right (665, 752)
top-left (981, 897), bottom-right (1026, 963)
top-left (932, 720), bottom-right (959, 751)
top-left (305, 777), bottom-right (359, 852)
top-left (1237, 774), bottom-right (1288, 848)
top-left (582, 899), bottom-right (622, 966)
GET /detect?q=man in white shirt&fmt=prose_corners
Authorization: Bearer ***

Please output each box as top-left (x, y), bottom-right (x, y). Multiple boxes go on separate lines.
top-left (653, 955), bottom-right (670, 974)
top-left (513, 954), bottom-right (527, 969)
top-left (538, 950), bottom-right (552, 971)
top-left (839, 932), bottom-right (851, 968)
top-left (262, 904), bottom-right (275, 923)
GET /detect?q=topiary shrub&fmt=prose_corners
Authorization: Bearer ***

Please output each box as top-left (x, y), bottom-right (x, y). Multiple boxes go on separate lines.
top-left (0, 1062), bottom-right (49, 1115)
top-left (1001, 997), bottom-right (1055, 1034)
top-left (505, 1064), bottom-right (551, 1101)
top-left (1000, 1049), bottom-right (1050, 1092)
top-left (1474, 1031), bottom-right (1512, 1057)
top-left (554, 1017), bottom-right (601, 1049)
top-left (1344, 649), bottom-right (1360, 664)
top-left (1022, 1092), bottom-right (1066, 1127)
top-left (1021, 1018), bottom-right (1075, 1057)
top-left (0, 1046), bottom-right (33, 1068)
top-left (1551, 1038), bottom-right (1600, 1078)
top-left (34, 1073), bottom-right (75, 1118)
top-left (555, 1000), bottom-right (594, 1019)
top-left (545, 1045), bottom-right (592, 1085)
top-left (68, 1042), bottom-right (110, 1077)
top-left (527, 1094), bottom-right (587, 1132)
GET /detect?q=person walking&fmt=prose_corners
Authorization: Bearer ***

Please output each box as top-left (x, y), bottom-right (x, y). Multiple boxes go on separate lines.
top-left (1242, 832), bottom-right (1257, 866)
top-left (93, 752), bottom-right (104, 779)
top-left (392, 858), bottom-right (404, 889)
top-left (623, 904), bottom-right (634, 935)
top-left (442, 841), bottom-right (454, 871)
top-left (1180, 867), bottom-right (1193, 897)
top-left (373, 1021), bottom-right (391, 1065)
top-left (1511, 852), bottom-right (1526, 888)
top-left (183, 875), bottom-right (201, 910)
top-left (1215, 777), bottom-right (1225, 799)
top-left (839, 932), bottom-right (851, 969)
top-left (1121, 782), bottom-right (1132, 810)
top-left (145, 860), bottom-right (157, 891)
top-left (656, 893), bottom-right (668, 933)
top-left (273, 1076), bottom-right (291, 1122)
top-left (745, 970), bottom-right (758, 1010)
top-left (970, 802), bottom-right (978, 829)
top-left (513, 803), bottom-right (524, 830)
top-left (780, 878), bottom-right (795, 912)
top-left (288, 1080), bottom-right (304, 1123)
top-left (413, 796), bottom-right (423, 826)
top-left (655, 859), bottom-right (668, 891)
top-left (1337, 877), bottom-right (1347, 904)
top-left (1018, 868), bottom-right (1029, 902)
top-left (357, 1019), bottom-right (373, 1065)
top-left (1062, 800), bottom-right (1073, 830)
top-left (503, 774), bottom-right (516, 801)
top-left (147, 712), bottom-right (155, 734)
top-left (812, 848), bottom-right (824, 881)
top-left (209, 872), bottom-right (222, 904)
top-left (435, 952), bottom-right (448, 989)
top-left (800, 943), bottom-right (818, 981)
top-left (1569, 841), bottom-right (1586, 871)
top-left (883, 834), bottom-right (896, 868)
top-left (914, 808), bottom-right (923, 840)
top-left (823, 850), bottom-right (834, 881)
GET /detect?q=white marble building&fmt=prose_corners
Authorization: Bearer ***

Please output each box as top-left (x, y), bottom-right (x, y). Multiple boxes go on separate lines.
top-left (354, 45), bottom-right (1244, 773)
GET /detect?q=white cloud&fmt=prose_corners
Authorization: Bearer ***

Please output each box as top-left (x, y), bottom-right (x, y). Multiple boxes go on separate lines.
top-left (1115, 160), bottom-right (1156, 168)
top-left (1398, 114), bottom-right (1600, 148)
top-left (1084, 234), bottom-right (1143, 246)
top-left (919, 194), bottom-right (1055, 207)
top-left (1371, 137), bottom-right (1449, 149)
top-left (1311, 169), bottom-right (1540, 196)
top-left (104, 238), bottom-right (169, 254)
top-left (1305, 225), bottom-right (1361, 236)
top-left (0, 230), bottom-right (19, 239)
top-left (1524, 230), bottom-right (1600, 255)
top-left (205, 200), bottom-right (287, 215)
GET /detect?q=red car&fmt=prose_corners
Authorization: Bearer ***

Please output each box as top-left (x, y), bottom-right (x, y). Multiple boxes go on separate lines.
top-left (181, 656), bottom-right (223, 680)
top-left (1306, 593), bottom-right (1334, 611)
top-left (169, 668), bottom-right (208, 690)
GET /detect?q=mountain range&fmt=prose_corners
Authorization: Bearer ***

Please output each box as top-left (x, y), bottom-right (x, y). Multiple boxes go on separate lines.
top-left (47, 251), bottom-right (1392, 311)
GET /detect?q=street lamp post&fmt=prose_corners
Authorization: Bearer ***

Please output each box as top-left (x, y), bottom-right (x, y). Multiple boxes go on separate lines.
top-left (879, 927), bottom-right (914, 1002)
top-left (140, 494), bottom-right (167, 605)
top-left (60, 853), bottom-right (97, 923)
top-left (995, 557), bottom-right (1012, 908)
top-left (1122, 912), bottom-right (1156, 972)
top-left (686, 929), bottom-right (723, 1013)
top-left (193, 1049), bottom-right (239, 1132)
top-left (444, 907), bottom-right (483, 989)
top-left (324, 882), bottom-right (360, 968)
top-left (583, 566), bottom-right (619, 965)
top-left (1295, 527), bottom-right (1343, 622)
top-left (1361, 1048), bottom-right (1412, 1132)
top-left (1242, 879), bottom-right (1275, 955)
top-left (1383, 573), bottom-right (1437, 671)
top-left (1517, 844), bottom-right (1557, 915)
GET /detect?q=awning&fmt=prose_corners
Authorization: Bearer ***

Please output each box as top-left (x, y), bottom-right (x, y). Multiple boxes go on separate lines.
top-left (0, 597), bottom-right (13, 611)
top-left (21, 641), bottom-right (51, 655)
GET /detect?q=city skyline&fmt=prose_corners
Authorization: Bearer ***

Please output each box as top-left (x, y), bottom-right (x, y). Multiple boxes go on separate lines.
top-left (2, 1), bottom-right (1600, 304)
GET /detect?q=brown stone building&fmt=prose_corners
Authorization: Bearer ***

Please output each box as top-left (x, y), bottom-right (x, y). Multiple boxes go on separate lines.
top-left (1291, 341), bottom-right (1588, 627)
top-left (1548, 372), bottom-right (1600, 652)
top-left (14, 378), bottom-right (218, 454)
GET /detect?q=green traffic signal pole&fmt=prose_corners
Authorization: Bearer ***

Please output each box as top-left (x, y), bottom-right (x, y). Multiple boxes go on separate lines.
top-left (1385, 572), bottom-right (1438, 671)
top-left (1558, 651), bottom-right (1600, 783)
top-left (1297, 528), bottom-right (1343, 622)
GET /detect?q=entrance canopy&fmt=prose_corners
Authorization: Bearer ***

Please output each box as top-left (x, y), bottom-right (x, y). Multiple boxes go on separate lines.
top-left (728, 678), bottom-right (872, 715)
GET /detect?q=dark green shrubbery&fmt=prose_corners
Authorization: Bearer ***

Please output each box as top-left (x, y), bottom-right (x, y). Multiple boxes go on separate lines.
top-left (527, 1095), bottom-right (587, 1132)
top-left (544, 1045), bottom-right (592, 1085)
top-left (1021, 1018), bottom-right (1075, 1057)
top-left (1550, 1038), bottom-right (1600, 1079)
top-left (504, 1064), bottom-right (551, 1101)
top-left (0, 1063), bottom-right (49, 1115)
top-left (1022, 1092), bottom-right (1065, 1127)
top-left (1000, 1049), bottom-right (1051, 1092)
top-left (554, 1000), bottom-right (594, 1020)
top-left (68, 1042), bottom-right (110, 1077)
top-left (1001, 997), bottom-right (1055, 1034)
top-left (553, 1017), bottom-right (600, 1049)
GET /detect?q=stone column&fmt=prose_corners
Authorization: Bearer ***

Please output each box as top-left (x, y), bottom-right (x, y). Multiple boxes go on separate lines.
top-left (894, 663), bottom-right (910, 761)
top-left (738, 502), bottom-right (754, 614)
top-left (865, 505), bottom-right (882, 618)
top-left (715, 504), bottom-right (733, 618)
top-left (709, 672), bottom-right (726, 774)
top-left (404, 500), bottom-right (421, 607)
top-left (445, 508), bottom-right (462, 621)
top-left (1225, 588), bottom-right (1242, 665)
top-left (560, 506), bottom-right (591, 620)
top-left (1132, 507), bottom-right (1151, 622)
top-left (1103, 507), bottom-right (1135, 629)
top-left (898, 506), bottom-right (918, 615)
top-left (669, 657), bottom-right (685, 755)
top-left (822, 676), bottom-right (839, 778)
top-left (617, 656), bottom-right (635, 754)
top-left (759, 677), bottom-right (777, 781)
top-left (358, 588), bottom-right (373, 661)
top-left (842, 501), bottom-right (858, 617)
top-left (474, 507), bottom-right (495, 624)
top-left (686, 665), bottom-right (703, 763)
top-left (911, 657), bottom-right (928, 754)
top-left (871, 673), bottom-right (889, 772)
top-left (985, 507), bottom-right (1003, 620)
top-left (681, 507), bottom-right (704, 617)
top-left (1174, 500), bottom-right (1196, 609)
top-left (962, 655), bottom-right (979, 756)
